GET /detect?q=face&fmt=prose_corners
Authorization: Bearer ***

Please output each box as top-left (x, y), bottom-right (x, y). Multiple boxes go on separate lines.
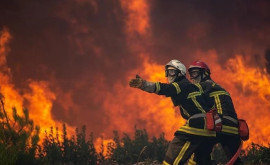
top-left (166, 66), bottom-right (178, 83)
top-left (189, 68), bottom-right (201, 83)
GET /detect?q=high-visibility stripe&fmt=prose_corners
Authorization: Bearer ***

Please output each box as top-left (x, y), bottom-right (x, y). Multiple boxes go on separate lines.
top-left (187, 92), bottom-right (206, 113)
top-left (194, 83), bottom-right (203, 93)
top-left (209, 91), bottom-right (230, 97)
top-left (187, 153), bottom-right (196, 165)
top-left (178, 126), bottom-right (216, 137)
top-left (155, 82), bottom-right (161, 93)
top-left (163, 161), bottom-right (171, 165)
top-left (187, 92), bottom-right (201, 98)
top-left (172, 82), bottom-right (181, 94)
top-left (180, 105), bottom-right (190, 118)
top-left (214, 96), bottom-right (222, 114)
top-left (209, 91), bottom-right (230, 114)
top-left (203, 117), bottom-right (207, 129)
top-left (222, 125), bottom-right (239, 135)
top-left (173, 141), bottom-right (191, 165)
top-left (192, 98), bottom-right (206, 113)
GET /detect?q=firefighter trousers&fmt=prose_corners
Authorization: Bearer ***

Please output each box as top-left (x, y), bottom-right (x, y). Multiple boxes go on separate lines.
top-left (218, 134), bottom-right (243, 165)
top-left (163, 134), bottom-right (215, 165)
top-left (194, 133), bottom-right (243, 165)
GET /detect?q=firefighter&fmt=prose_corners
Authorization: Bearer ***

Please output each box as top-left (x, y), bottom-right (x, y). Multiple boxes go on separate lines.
top-left (129, 59), bottom-right (216, 165)
top-left (188, 61), bottom-right (243, 164)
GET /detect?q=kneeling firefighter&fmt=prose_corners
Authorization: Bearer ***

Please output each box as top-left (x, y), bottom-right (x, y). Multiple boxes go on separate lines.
top-left (188, 61), bottom-right (249, 165)
top-left (129, 59), bottom-right (216, 165)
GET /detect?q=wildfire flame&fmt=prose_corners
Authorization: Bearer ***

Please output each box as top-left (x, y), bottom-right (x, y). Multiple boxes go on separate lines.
top-left (0, 28), bottom-right (75, 141)
top-left (100, 52), bottom-right (270, 151)
top-left (1, 1), bottom-right (270, 156)
top-left (99, 1), bottom-right (270, 153)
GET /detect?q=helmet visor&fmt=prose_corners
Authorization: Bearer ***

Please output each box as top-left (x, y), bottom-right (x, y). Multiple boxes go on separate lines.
top-left (189, 70), bottom-right (200, 79)
top-left (165, 69), bottom-right (178, 77)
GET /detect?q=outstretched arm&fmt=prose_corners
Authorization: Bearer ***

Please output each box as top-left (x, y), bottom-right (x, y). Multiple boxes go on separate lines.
top-left (129, 75), bottom-right (156, 93)
top-left (129, 75), bottom-right (182, 97)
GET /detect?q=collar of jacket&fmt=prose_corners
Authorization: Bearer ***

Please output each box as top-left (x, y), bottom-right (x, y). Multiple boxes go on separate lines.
top-left (174, 75), bottom-right (186, 82)
top-left (201, 77), bottom-right (211, 82)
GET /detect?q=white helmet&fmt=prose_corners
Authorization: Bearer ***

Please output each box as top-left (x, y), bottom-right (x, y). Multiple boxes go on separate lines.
top-left (165, 59), bottom-right (186, 76)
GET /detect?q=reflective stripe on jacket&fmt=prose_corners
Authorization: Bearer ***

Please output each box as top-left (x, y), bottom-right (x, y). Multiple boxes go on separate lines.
top-left (198, 80), bottom-right (239, 135)
top-left (154, 77), bottom-right (215, 137)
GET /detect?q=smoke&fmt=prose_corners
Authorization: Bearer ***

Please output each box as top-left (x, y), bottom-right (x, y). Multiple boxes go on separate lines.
top-left (149, 0), bottom-right (270, 65)
top-left (1, 0), bottom-right (270, 141)
top-left (0, 0), bottom-right (141, 135)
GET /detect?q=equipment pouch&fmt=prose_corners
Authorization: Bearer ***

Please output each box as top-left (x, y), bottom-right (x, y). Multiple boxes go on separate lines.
top-left (238, 119), bottom-right (249, 141)
top-left (206, 110), bottom-right (215, 130)
top-left (206, 109), bottom-right (222, 132)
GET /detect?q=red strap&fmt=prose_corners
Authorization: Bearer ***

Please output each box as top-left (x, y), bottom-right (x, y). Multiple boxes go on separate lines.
top-left (226, 140), bottom-right (243, 165)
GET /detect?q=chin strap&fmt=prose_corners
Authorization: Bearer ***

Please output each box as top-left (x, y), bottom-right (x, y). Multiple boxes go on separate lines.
top-left (226, 140), bottom-right (243, 165)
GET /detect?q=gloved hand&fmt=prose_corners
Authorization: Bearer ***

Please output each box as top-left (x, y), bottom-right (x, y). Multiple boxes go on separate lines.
top-left (129, 75), bottom-right (145, 89)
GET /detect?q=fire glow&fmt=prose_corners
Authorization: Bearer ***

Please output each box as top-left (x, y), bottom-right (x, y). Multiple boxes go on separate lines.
top-left (0, 28), bottom-right (75, 141)
top-left (1, 1), bottom-right (270, 156)
top-left (99, 52), bottom-right (270, 152)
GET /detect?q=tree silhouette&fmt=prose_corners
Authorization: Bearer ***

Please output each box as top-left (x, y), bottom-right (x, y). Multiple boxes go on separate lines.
top-left (0, 96), bottom-right (40, 164)
top-left (1, 93), bottom-right (270, 164)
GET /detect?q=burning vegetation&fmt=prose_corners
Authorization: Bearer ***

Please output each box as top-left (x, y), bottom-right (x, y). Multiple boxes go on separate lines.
top-left (1, 0), bottom-right (270, 164)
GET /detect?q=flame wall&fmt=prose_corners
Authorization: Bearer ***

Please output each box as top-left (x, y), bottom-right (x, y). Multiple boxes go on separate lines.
top-left (1, 0), bottom-right (270, 150)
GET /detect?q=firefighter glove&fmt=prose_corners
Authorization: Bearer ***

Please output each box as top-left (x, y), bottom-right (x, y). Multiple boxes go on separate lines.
top-left (129, 75), bottom-right (145, 89)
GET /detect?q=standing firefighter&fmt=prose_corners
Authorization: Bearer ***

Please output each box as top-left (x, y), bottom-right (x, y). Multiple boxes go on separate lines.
top-left (129, 59), bottom-right (216, 165)
top-left (188, 61), bottom-right (244, 165)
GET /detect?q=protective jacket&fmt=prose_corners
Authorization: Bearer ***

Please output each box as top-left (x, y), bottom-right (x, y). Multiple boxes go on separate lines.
top-left (132, 75), bottom-right (217, 165)
top-left (153, 77), bottom-right (216, 137)
top-left (193, 79), bottom-right (243, 165)
top-left (198, 79), bottom-right (239, 135)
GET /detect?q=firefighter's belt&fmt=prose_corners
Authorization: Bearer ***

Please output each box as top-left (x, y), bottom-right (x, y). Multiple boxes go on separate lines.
top-left (189, 113), bottom-right (206, 119)
top-left (223, 116), bottom-right (238, 124)
top-left (189, 114), bottom-right (238, 124)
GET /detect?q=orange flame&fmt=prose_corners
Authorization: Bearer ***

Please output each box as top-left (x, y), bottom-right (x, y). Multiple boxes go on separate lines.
top-left (2, 1), bottom-right (270, 156)
top-left (99, 52), bottom-right (270, 152)
top-left (121, 0), bottom-right (150, 36)
top-left (0, 28), bottom-right (24, 116)
top-left (95, 0), bottom-right (270, 153)
top-left (0, 28), bottom-right (74, 142)
top-left (95, 137), bottom-right (115, 157)
top-left (191, 50), bottom-right (270, 148)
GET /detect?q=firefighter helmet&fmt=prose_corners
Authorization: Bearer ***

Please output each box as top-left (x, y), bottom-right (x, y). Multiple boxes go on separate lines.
top-left (165, 59), bottom-right (186, 76)
top-left (188, 60), bottom-right (210, 74)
